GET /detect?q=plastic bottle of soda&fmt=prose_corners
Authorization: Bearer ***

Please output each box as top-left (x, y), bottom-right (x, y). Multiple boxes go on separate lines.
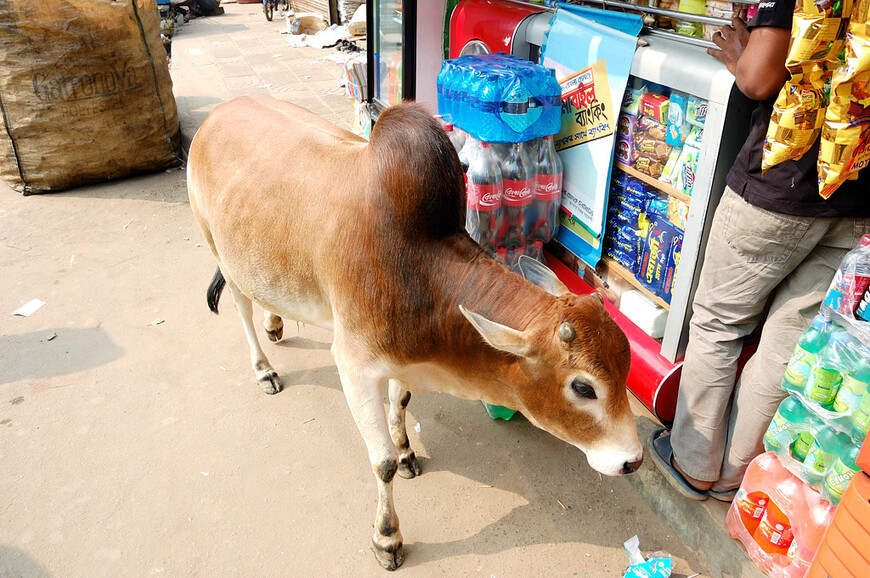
top-left (801, 429), bottom-right (850, 487)
top-left (822, 234), bottom-right (870, 315)
top-left (734, 489), bottom-right (769, 535)
top-left (458, 134), bottom-right (479, 174)
top-left (851, 385), bottom-right (870, 439)
top-left (823, 441), bottom-right (861, 505)
top-left (753, 499), bottom-right (794, 556)
top-left (500, 141), bottom-right (534, 255)
top-left (856, 286), bottom-right (870, 321)
top-left (530, 134), bottom-right (563, 243)
top-left (525, 239), bottom-right (546, 265)
top-left (442, 122), bottom-right (465, 158)
top-left (804, 330), bottom-right (858, 407)
top-left (763, 396), bottom-right (812, 453)
top-left (832, 348), bottom-right (870, 414)
top-left (465, 141), bottom-right (504, 253)
top-left (782, 314), bottom-right (832, 392)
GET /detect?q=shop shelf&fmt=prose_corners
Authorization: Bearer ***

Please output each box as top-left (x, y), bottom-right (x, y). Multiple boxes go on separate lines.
top-left (615, 161), bottom-right (691, 205)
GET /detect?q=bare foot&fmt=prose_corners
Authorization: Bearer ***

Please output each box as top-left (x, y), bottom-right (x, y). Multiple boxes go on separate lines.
top-left (672, 456), bottom-right (713, 491)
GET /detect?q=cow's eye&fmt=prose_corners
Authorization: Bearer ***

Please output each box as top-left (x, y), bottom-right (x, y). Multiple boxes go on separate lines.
top-left (571, 379), bottom-right (597, 400)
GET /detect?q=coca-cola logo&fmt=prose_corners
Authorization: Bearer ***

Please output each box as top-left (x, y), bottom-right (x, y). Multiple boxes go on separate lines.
top-left (481, 191), bottom-right (501, 206)
top-left (504, 186), bottom-right (531, 201)
top-left (535, 181), bottom-right (559, 194)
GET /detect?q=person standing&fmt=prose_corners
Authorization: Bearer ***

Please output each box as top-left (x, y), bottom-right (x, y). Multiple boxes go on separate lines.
top-left (650, 1), bottom-right (870, 501)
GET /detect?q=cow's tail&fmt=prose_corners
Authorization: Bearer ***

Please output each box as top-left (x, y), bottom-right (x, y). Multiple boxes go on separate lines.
top-left (207, 267), bottom-right (226, 314)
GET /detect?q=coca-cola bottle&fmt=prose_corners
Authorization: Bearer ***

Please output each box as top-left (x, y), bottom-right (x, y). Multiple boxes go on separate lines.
top-left (500, 141), bottom-right (534, 254)
top-left (530, 134), bottom-right (563, 242)
top-left (442, 121), bottom-right (465, 158)
top-left (458, 134), bottom-right (479, 173)
top-left (465, 141), bottom-right (504, 252)
top-left (526, 239), bottom-right (546, 264)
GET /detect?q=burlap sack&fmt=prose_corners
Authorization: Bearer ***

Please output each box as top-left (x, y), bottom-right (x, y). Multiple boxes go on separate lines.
top-left (0, 0), bottom-right (182, 194)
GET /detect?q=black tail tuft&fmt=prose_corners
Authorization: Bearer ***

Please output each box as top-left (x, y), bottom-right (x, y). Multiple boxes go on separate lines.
top-left (207, 268), bottom-right (226, 314)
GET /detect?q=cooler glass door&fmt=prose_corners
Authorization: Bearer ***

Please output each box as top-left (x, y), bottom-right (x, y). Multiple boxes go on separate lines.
top-left (367, 1), bottom-right (416, 110)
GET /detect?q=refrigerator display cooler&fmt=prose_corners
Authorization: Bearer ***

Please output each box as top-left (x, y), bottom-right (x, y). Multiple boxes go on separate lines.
top-left (370, 0), bottom-right (758, 423)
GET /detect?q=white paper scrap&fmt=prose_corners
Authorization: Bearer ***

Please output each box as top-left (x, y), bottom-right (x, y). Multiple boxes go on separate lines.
top-left (12, 299), bottom-right (45, 317)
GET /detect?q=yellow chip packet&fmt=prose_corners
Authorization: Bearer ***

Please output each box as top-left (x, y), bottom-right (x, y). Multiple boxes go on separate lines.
top-left (818, 0), bottom-right (870, 198)
top-left (763, 0), bottom-right (854, 173)
top-left (763, 63), bottom-right (832, 170)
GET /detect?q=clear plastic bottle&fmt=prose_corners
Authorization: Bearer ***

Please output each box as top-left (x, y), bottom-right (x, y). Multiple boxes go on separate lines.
top-left (442, 122), bottom-right (465, 158)
top-left (464, 141), bottom-right (504, 253)
top-left (530, 134), bottom-right (563, 243)
top-left (801, 429), bottom-right (850, 487)
top-left (851, 386), bottom-right (870, 439)
top-left (782, 314), bottom-right (832, 392)
top-left (500, 141), bottom-right (534, 255)
top-left (458, 134), bottom-right (479, 174)
top-left (833, 350), bottom-right (870, 414)
top-left (804, 330), bottom-right (858, 407)
top-left (823, 441), bottom-right (861, 505)
top-left (763, 396), bottom-right (812, 454)
top-left (822, 234), bottom-right (870, 316)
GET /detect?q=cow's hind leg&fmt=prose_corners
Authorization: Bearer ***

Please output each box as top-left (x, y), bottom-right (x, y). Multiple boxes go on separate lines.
top-left (333, 344), bottom-right (404, 570)
top-left (225, 278), bottom-right (282, 394)
top-left (264, 310), bottom-right (284, 342)
top-left (388, 379), bottom-right (422, 479)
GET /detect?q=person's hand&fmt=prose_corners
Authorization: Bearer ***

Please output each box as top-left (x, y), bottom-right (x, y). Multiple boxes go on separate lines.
top-left (706, 17), bottom-right (751, 76)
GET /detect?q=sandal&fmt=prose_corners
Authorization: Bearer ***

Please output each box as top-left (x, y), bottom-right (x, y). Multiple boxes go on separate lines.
top-left (709, 487), bottom-right (738, 503)
top-left (649, 428), bottom-right (708, 501)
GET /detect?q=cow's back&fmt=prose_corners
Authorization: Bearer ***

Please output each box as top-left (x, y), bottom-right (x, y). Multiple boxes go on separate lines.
top-left (187, 97), bottom-right (467, 333)
top-left (187, 96), bottom-right (370, 327)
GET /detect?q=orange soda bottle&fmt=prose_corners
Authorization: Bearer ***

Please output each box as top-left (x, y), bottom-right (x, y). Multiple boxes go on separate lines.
top-left (734, 489), bottom-right (769, 535)
top-left (753, 499), bottom-right (794, 556)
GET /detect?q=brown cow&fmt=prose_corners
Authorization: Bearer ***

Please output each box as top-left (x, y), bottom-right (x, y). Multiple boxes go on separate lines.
top-left (187, 96), bottom-right (643, 570)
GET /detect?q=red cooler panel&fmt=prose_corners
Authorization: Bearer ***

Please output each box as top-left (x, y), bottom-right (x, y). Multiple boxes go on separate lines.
top-left (449, 0), bottom-right (544, 58)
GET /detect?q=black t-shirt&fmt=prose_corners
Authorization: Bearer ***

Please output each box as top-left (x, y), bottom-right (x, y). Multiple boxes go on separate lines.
top-left (725, 0), bottom-right (870, 217)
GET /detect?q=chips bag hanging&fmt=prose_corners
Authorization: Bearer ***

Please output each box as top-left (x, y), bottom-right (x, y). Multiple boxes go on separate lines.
top-left (762, 0), bottom-right (853, 173)
top-left (818, 0), bottom-right (870, 198)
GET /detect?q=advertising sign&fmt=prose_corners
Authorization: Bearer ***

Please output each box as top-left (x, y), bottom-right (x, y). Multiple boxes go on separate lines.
top-left (541, 5), bottom-right (641, 267)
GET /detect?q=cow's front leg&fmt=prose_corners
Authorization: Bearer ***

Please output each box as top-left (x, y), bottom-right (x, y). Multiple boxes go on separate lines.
top-left (224, 278), bottom-right (282, 394)
top-left (388, 379), bottom-right (422, 479)
top-left (333, 346), bottom-right (404, 570)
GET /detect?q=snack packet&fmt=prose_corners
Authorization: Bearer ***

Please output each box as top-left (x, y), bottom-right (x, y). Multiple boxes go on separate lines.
top-left (762, 0), bottom-right (854, 172)
top-left (818, 0), bottom-right (870, 198)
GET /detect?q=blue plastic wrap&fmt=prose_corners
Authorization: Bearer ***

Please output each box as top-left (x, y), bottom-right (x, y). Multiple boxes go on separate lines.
top-left (436, 53), bottom-right (561, 143)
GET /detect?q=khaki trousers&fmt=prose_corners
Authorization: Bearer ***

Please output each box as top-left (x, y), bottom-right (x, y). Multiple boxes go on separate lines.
top-left (671, 187), bottom-right (870, 492)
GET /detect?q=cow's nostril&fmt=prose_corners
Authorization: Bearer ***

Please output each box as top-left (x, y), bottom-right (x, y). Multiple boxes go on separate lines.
top-left (622, 457), bottom-right (644, 474)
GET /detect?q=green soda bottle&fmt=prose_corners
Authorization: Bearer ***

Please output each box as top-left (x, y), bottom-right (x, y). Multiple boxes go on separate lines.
top-left (823, 441), bottom-right (861, 505)
top-left (783, 314), bottom-right (831, 391)
top-left (833, 351), bottom-right (870, 413)
top-left (801, 429), bottom-right (850, 486)
top-left (791, 430), bottom-right (815, 462)
top-left (805, 331), bottom-right (855, 407)
top-left (851, 387), bottom-right (870, 439)
top-left (764, 397), bottom-right (811, 453)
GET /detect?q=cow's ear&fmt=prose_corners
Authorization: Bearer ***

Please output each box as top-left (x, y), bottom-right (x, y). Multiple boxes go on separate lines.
top-left (460, 305), bottom-right (531, 358)
top-left (517, 256), bottom-right (569, 296)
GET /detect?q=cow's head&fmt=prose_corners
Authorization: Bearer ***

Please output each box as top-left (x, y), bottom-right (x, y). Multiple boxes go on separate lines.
top-left (460, 257), bottom-right (643, 477)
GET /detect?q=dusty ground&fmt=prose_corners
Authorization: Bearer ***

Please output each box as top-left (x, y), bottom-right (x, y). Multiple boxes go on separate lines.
top-left (1, 3), bottom-right (708, 577)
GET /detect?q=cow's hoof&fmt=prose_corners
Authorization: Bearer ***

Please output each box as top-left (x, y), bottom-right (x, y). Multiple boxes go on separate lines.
top-left (257, 371), bottom-right (283, 394)
top-left (372, 540), bottom-right (404, 571)
top-left (266, 325), bottom-right (283, 342)
top-left (397, 453), bottom-right (422, 479)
